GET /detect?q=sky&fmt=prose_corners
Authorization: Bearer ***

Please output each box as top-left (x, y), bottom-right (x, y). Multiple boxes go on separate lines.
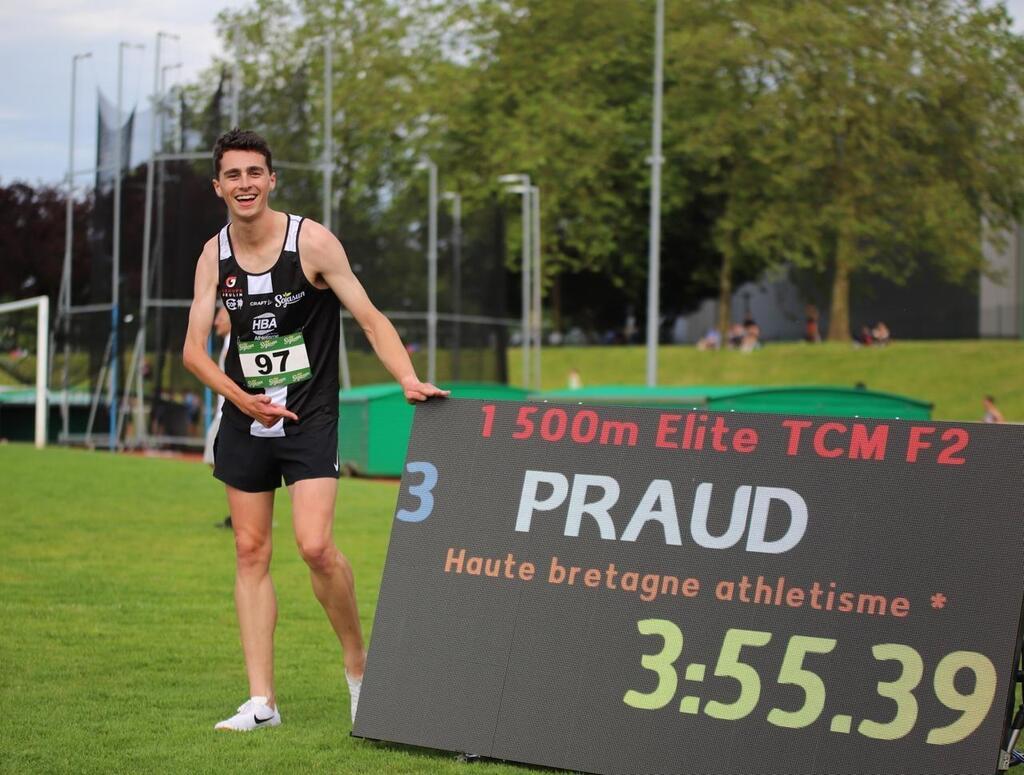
top-left (0, 0), bottom-right (249, 185)
top-left (2, 0), bottom-right (1024, 186)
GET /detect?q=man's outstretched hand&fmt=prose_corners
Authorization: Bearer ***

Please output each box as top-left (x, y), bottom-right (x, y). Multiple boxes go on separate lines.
top-left (400, 376), bottom-right (451, 404)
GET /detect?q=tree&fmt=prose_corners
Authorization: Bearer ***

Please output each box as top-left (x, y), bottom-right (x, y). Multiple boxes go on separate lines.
top-left (439, 0), bottom-right (735, 332)
top-left (0, 182), bottom-right (93, 306)
top-left (669, 0), bottom-right (1024, 339)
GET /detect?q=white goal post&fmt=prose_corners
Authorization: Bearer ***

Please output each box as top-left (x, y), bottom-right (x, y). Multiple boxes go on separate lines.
top-left (0, 295), bottom-right (49, 448)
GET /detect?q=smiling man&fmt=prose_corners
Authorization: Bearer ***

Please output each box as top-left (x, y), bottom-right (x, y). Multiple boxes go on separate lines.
top-left (183, 128), bottom-right (448, 732)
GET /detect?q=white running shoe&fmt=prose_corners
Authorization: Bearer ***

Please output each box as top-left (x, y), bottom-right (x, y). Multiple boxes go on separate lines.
top-left (214, 696), bottom-right (281, 732)
top-left (346, 673), bottom-right (362, 723)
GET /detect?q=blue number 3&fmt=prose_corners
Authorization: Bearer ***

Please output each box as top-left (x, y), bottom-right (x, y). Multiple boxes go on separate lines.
top-left (396, 461), bottom-right (438, 523)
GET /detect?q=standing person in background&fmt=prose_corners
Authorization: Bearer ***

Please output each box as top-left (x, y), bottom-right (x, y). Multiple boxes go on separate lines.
top-left (567, 367), bottom-right (583, 390)
top-left (983, 395), bottom-right (1004, 423)
top-left (182, 128), bottom-right (448, 733)
top-left (202, 305), bottom-right (233, 528)
top-left (804, 305), bottom-right (821, 343)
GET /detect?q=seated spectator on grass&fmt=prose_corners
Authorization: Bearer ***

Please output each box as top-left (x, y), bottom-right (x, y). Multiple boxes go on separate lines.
top-left (728, 323), bottom-right (745, 349)
top-left (983, 395), bottom-right (1004, 423)
top-left (856, 325), bottom-right (873, 346)
top-left (741, 321), bottom-right (761, 352)
top-left (872, 321), bottom-right (891, 346)
top-left (696, 328), bottom-right (720, 351)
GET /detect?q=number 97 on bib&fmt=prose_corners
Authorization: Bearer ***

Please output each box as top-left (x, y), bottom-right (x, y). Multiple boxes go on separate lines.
top-left (238, 332), bottom-right (313, 389)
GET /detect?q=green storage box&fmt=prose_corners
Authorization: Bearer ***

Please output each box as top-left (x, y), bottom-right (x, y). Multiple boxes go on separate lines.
top-left (338, 382), bottom-right (530, 476)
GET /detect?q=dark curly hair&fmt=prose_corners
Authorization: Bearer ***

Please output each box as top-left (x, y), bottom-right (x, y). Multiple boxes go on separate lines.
top-left (212, 128), bottom-right (274, 176)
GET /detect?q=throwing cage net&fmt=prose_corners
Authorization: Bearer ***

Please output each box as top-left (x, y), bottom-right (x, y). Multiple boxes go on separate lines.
top-left (56, 48), bottom-right (514, 451)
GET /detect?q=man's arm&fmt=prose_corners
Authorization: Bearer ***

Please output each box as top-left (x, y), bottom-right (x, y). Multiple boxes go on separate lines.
top-left (301, 220), bottom-right (449, 402)
top-left (182, 240), bottom-right (298, 426)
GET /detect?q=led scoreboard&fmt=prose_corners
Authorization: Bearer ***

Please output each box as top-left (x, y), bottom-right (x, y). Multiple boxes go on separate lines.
top-left (354, 399), bottom-right (1024, 775)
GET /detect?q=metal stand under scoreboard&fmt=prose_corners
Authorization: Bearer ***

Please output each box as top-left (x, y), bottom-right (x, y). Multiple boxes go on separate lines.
top-left (1003, 635), bottom-right (1023, 769)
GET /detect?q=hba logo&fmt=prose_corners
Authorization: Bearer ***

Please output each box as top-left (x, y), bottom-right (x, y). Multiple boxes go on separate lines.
top-left (252, 313), bottom-right (277, 336)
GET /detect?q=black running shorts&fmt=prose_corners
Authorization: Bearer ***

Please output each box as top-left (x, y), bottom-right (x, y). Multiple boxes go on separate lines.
top-left (212, 420), bottom-right (340, 492)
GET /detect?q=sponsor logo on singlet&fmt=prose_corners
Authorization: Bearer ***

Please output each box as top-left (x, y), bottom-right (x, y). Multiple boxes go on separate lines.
top-left (275, 290), bottom-right (306, 308)
top-left (222, 274), bottom-right (243, 299)
top-left (249, 298), bottom-right (273, 307)
top-left (252, 312), bottom-right (278, 338)
top-left (226, 297), bottom-right (243, 311)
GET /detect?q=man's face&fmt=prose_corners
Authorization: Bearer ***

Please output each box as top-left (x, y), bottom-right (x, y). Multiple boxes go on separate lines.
top-left (212, 149), bottom-right (276, 221)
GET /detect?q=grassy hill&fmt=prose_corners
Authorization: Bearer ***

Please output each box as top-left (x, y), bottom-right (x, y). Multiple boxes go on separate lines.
top-left (509, 340), bottom-right (1024, 422)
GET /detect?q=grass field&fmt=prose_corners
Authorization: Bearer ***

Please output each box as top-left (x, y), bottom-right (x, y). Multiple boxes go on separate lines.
top-left (5, 340), bottom-right (1022, 423)
top-left (508, 340), bottom-right (1024, 422)
top-left (0, 445), bottom-right (548, 775)
top-left (3, 405), bottom-right (1023, 772)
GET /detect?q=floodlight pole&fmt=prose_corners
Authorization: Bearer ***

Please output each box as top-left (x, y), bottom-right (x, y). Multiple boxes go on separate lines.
top-left (322, 37), bottom-right (333, 231)
top-left (163, 66), bottom-right (183, 152)
top-left (531, 185), bottom-right (542, 390)
top-left (142, 34), bottom-right (178, 323)
top-left (418, 157), bottom-right (439, 384)
top-left (645, 0), bottom-right (664, 387)
top-left (63, 53), bottom-right (92, 324)
top-left (499, 174), bottom-right (531, 388)
top-left (112, 41), bottom-right (144, 451)
top-left (61, 51), bottom-right (91, 440)
top-left (230, 30), bottom-right (241, 127)
top-left (137, 32), bottom-right (178, 446)
top-left (443, 191), bottom-right (461, 380)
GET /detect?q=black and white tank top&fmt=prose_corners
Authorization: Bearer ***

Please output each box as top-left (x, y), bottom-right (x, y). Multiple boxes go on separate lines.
top-left (217, 214), bottom-right (340, 436)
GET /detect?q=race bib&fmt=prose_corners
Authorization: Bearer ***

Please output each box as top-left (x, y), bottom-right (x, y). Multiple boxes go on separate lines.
top-left (238, 332), bottom-right (313, 389)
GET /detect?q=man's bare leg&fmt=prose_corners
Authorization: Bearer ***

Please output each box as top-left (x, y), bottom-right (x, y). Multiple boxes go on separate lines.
top-left (289, 477), bottom-right (366, 679)
top-left (227, 485), bottom-right (278, 707)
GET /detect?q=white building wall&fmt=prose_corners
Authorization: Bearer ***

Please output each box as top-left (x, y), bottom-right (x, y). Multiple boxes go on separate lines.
top-left (980, 224), bottom-right (1022, 338)
top-left (672, 268), bottom-right (807, 343)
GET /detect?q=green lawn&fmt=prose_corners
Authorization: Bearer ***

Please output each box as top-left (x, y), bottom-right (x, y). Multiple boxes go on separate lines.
top-left (1, 441), bottom-right (1022, 773)
top-left (511, 340), bottom-right (1024, 422)
top-left (4, 340), bottom-right (1022, 422)
top-left (0, 445), bottom-right (543, 775)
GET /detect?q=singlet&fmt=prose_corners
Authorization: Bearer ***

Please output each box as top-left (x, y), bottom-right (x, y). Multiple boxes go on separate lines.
top-left (217, 213), bottom-right (340, 436)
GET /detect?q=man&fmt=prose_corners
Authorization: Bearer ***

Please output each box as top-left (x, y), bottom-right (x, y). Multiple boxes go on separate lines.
top-left (183, 128), bottom-right (448, 732)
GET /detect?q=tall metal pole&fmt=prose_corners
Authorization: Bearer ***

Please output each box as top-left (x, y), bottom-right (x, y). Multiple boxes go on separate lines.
top-left (138, 33), bottom-right (177, 447)
top-left (425, 158), bottom-right (438, 384)
top-left (499, 174), bottom-right (532, 387)
top-left (111, 41), bottom-right (143, 450)
top-left (532, 184), bottom-right (540, 389)
top-left (443, 191), bottom-right (462, 381)
top-left (230, 30), bottom-right (241, 127)
top-left (645, 0), bottom-right (664, 387)
top-left (520, 181), bottom-right (531, 388)
top-left (63, 54), bottom-right (92, 326)
top-left (322, 37), bottom-right (333, 230)
top-left (62, 52), bottom-right (91, 440)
